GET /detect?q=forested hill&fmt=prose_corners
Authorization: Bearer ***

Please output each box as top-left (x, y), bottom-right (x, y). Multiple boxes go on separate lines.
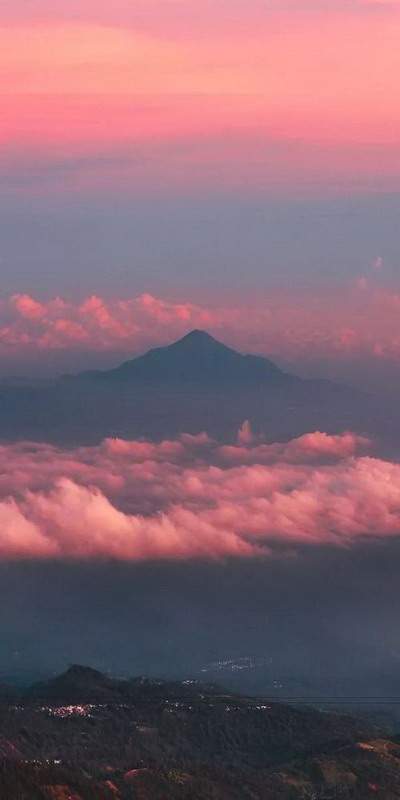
top-left (0, 665), bottom-right (399, 798)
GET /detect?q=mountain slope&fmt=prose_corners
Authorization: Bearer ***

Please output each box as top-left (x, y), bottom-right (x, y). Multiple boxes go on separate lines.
top-left (0, 330), bottom-right (376, 445)
top-left (1, 666), bottom-right (399, 799)
top-left (27, 665), bottom-right (220, 704)
top-left (78, 329), bottom-right (290, 385)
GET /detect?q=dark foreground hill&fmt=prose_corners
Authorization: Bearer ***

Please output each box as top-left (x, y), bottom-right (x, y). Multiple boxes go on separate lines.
top-left (0, 330), bottom-right (383, 445)
top-left (0, 665), bottom-right (399, 798)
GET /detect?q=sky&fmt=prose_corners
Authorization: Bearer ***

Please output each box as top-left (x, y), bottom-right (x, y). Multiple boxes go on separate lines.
top-left (2, 1), bottom-right (400, 683)
top-left (0, 0), bottom-right (400, 386)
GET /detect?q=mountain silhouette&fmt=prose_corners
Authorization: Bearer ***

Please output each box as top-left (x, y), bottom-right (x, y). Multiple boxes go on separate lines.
top-left (29, 665), bottom-right (117, 701)
top-left (79, 329), bottom-right (289, 385)
top-left (0, 330), bottom-right (374, 445)
top-left (27, 664), bottom-right (221, 703)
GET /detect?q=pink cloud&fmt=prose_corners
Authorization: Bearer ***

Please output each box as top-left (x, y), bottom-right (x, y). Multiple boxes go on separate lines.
top-left (11, 294), bottom-right (47, 321)
top-left (218, 431), bottom-right (370, 467)
top-left (237, 420), bottom-right (254, 446)
top-left (3, 284), bottom-right (400, 379)
top-left (0, 429), bottom-right (397, 562)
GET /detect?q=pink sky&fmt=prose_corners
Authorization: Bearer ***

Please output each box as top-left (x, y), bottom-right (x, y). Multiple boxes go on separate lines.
top-left (2, 0), bottom-right (400, 194)
top-left (1, 1), bottom-right (399, 391)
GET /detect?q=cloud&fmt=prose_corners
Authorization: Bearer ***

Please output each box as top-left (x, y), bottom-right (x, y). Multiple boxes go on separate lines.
top-left (0, 429), bottom-right (399, 562)
top-left (237, 420), bottom-right (254, 446)
top-left (3, 284), bottom-right (400, 378)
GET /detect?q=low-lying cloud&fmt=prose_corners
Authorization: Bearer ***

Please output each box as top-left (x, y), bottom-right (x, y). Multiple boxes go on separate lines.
top-left (3, 280), bottom-right (400, 386)
top-left (1, 428), bottom-right (399, 561)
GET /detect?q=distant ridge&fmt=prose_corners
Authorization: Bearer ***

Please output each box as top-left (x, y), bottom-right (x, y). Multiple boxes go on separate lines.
top-left (27, 664), bottom-right (221, 703)
top-left (0, 329), bottom-right (369, 445)
top-left (79, 329), bottom-right (291, 384)
top-left (29, 664), bottom-right (115, 699)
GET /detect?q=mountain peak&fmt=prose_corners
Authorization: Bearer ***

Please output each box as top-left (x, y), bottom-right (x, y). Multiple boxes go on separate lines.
top-left (177, 329), bottom-right (216, 343)
top-left (63, 664), bottom-right (104, 680)
top-left (81, 330), bottom-right (287, 385)
top-left (28, 664), bottom-right (117, 701)
top-left (166, 329), bottom-right (234, 354)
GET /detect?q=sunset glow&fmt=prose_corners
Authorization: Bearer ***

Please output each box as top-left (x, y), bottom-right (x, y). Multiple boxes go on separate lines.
top-left (3, 3), bottom-right (400, 768)
top-left (2, 2), bottom-right (400, 194)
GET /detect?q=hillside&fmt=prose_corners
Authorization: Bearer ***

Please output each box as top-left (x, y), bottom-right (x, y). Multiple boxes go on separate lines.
top-left (0, 666), bottom-right (398, 798)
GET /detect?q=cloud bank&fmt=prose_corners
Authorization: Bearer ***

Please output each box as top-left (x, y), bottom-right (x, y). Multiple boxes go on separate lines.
top-left (1, 428), bottom-right (400, 561)
top-left (3, 279), bottom-right (400, 379)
